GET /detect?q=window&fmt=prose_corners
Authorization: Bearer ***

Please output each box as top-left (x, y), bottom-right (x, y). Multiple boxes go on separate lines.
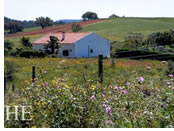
top-left (90, 49), bottom-right (93, 53)
top-left (63, 50), bottom-right (69, 56)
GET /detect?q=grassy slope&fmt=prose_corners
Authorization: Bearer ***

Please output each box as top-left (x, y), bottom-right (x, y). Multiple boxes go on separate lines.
top-left (81, 18), bottom-right (174, 41)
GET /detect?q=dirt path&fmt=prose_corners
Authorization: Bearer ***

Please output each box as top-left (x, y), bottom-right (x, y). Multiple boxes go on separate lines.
top-left (5, 19), bottom-right (107, 38)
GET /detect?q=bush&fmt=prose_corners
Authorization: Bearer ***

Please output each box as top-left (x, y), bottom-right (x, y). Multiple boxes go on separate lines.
top-left (4, 40), bottom-right (14, 56)
top-left (20, 37), bottom-right (32, 47)
top-left (19, 50), bottom-right (46, 58)
top-left (114, 48), bottom-right (158, 58)
top-left (124, 33), bottom-right (144, 49)
top-left (72, 24), bottom-right (82, 32)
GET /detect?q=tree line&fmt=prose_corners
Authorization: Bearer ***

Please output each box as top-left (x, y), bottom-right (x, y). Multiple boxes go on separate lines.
top-left (4, 12), bottom-right (120, 34)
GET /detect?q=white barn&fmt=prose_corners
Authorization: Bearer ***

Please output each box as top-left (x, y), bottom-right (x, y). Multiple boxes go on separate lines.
top-left (32, 32), bottom-right (110, 58)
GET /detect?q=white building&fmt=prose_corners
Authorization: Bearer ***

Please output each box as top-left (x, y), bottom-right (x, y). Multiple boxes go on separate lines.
top-left (32, 32), bottom-right (110, 58)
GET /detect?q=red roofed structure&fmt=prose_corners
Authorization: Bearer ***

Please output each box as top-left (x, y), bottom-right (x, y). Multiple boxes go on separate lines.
top-left (33, 32), bottom-right (91, 45)
top-left (32, 32), bottom-right (110, 58)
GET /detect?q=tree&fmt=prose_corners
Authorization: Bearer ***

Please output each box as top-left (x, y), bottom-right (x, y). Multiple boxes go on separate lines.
top-left (72, 24), bottom-right (82, 32)
top-left (82, 12), bottom-right (98, 21)
top-left (109, 14), bottom-right (119, 19)
top-left (20, 37), bottom-right (32, 47)
top-left (4, 21), bottom-right (24, 33)
top-left (4, 40), bottom-right (14, 56)
top-left (45, 36), bottom-right (60, 54)
top-left (35, 17), bottom-right (53, 29)
top-left (145, 30), bottom-right (174, 48)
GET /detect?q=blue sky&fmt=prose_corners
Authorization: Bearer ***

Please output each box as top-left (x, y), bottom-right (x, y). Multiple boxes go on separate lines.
top-left (4, 0), bottom-right (174, 21)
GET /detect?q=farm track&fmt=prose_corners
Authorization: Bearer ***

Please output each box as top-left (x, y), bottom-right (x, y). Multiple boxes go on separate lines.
top-left (4, 19), bottom-right (107, 38)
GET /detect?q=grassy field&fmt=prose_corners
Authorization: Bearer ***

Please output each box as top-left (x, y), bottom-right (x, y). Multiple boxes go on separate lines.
top-left (81, 18), bottom-right (174, 41)
top-left (4, 57), bottom-right (174, 127)
top-left (5, 34), bottom-right (44, 48)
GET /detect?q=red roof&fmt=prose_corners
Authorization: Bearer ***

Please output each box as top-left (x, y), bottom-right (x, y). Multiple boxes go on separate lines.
top-left (33, 32), bottom-right (91, 45)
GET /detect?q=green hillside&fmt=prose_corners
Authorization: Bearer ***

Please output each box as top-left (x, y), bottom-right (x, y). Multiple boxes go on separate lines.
top-left (81, 18), bottom-right (174, 41)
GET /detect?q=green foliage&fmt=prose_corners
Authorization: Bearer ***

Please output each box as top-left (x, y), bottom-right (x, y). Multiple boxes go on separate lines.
top-left (20, 37), bottom-right (32, 47)
top-left (4, 21), bottom-right (24, 33)
top-left (145, 30), bottom-right (174, 47)
top-left (72, 24), bottom-right (82, 32)
top-left (4, 40), bottom-right (14, 56)
top-left (35, 17), bottom-right (54, 29)
top-left (82, 12), bottom-right (98, 21)
top-left (124, 33), bottom-right (144, 49)
top-left (19, 50), bottom-right (46, 58)
top-left (4, 17), bottom-right (38, 28)
top-left (45, 36), bottom-right (60, 54)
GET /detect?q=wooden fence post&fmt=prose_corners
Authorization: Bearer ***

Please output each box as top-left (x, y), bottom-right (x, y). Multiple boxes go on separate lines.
top-left (12, 84), bottom-right (15, 92)
top-left (98, 54), bottom-right (103, 84)
top-left (4, 74), bottom-right (7, 94)
top-left (32, 65), bottom-right (36, 83)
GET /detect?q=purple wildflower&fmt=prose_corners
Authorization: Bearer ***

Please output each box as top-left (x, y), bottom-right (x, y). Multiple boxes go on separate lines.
top-left (168, 74), bottom-right (174, 78)
top-left (166, 82), bottom-right (171, 85)
top-left (102, 104), bottom-right (108, 108)
top-left (90, 95), bottom-right (96, 101)
top-left (114, 86), bottom-right (119, 89)
top-left (102, 93), bottom-right (105, 97)
top-left (106, 106), bottom-right (111, 115)
top-left (138, 77), bottom-right (144, 82)
top-left (121, 90), bottom-right (127, 94)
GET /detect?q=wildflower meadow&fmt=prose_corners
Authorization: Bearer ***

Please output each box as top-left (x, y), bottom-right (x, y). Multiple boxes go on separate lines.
top-left (4, 57), bottom-right (174, 128)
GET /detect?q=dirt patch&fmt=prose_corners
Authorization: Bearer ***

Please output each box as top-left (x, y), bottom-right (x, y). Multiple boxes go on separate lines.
top-left (5, 19), bottom-right (107, 38)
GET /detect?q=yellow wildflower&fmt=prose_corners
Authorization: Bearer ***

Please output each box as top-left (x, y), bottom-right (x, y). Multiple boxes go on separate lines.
top-left (35, 101), bottom-right (41, 106)
top-left (91, 85), bottom-right (96, 90)
top-left (42, 102), bottom-right (47, 105)
top-left (62, 83), bottom-right (70, 89)
top-left (52, 80), bottom-right (58, 85)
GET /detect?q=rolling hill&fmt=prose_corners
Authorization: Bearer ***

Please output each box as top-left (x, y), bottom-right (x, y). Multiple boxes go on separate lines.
top-left (80, 17), bottom-right (174, 41)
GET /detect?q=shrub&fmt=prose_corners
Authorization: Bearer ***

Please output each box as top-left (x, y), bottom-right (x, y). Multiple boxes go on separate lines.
top-left (114, 48), bottom-right (157, 58)
top-left (72, 24), bottom-right (82, 32)
top-left (20, 37), bottom-right (32, 47)
top-left (124, 33), bottom-right (144, 49)
top-left (19, 50), bottom-right (46, 58)
top-left (4, 40), bottom-right (14, 56)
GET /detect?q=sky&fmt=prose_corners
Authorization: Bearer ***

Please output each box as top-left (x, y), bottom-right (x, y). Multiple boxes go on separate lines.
top-left (4, 0), bottom-right (174, 21)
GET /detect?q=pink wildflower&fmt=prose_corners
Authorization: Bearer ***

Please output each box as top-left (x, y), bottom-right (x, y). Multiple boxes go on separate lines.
top-left (114, 86), bottom-right (119, 89)
top-left (138, 77), bottom-right (144, 82)
top-left (121, 90), bottom-right (127, 94)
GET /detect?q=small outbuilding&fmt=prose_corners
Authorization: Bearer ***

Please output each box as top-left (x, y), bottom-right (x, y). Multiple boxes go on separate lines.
top-left (32, 32), bottom-right (110, 58)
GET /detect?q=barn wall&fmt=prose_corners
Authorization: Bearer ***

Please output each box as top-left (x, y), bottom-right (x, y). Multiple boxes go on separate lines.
top-left (74, 33), bottom-right (110, 58)
top-left (58, 44), bottom-right (74, 58)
